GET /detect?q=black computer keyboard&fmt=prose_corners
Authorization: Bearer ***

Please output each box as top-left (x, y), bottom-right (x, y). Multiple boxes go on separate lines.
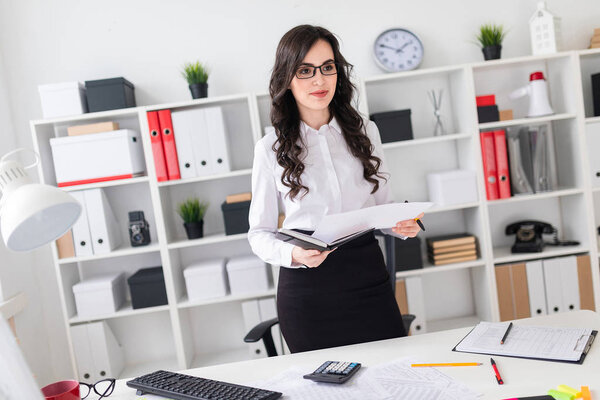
top-left (126, 370), bottom-right (282, 400)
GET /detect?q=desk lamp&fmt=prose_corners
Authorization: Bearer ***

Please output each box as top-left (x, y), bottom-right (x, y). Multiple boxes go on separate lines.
top-left (0, 148), bottom-right (81, 251)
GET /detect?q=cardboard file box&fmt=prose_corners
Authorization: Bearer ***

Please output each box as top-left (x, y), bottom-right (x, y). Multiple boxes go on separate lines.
top-left (226, 255), bottom-right (270, 295)
top-left (70, 321), bottom-right (124, 382)
top-left (50, 129), bottom-right (145, 187)
top-left (38, 81), bottom-right (88, 118)
top-left (72, 273), bottom-right (126, 318)
top-left (370, 109), bottom-right (413, 143)
top-left (184, 259), bottom-right (229, 301)
top-left (85, 77), bottom-right (136, 112)
top-left (427, 169), bottom-right (478, 206)
top-left (127, 267), bottom-right (168, 309)
top-left (221, 200), bottom-right (251, 235)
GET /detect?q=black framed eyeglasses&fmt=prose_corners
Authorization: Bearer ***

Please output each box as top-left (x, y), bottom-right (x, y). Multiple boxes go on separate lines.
top-left (295, 62), bottom-right (338, 79)
top-left (79, 379), bottom-right (116, 399)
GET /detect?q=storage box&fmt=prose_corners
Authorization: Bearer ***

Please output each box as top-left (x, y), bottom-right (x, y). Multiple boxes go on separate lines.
top-left (38, 81), bottom-right (88, 118)
top-left (592, 73), bottom-right (600, 117)
top-left (72, 273), bottom-right (126, 318)
top-left (85, 77), bottom-right (136, 112)
top-left (184, 259), bottom-right (229, 301)
top-left (67, 121), bottom-right (119, 136)
top-left (477, 105), bottom-right (499, 123)
top-left (226, 255), bottom-right (270, 295)
top-left (427, 169), bottom-right (478, 206)
top-left (71, 321), bottom-right (124, 382)
top-left (369, 109), bottom-right (413, 143)
top-left (50, 129), bottom-right (145, 187)
top-left (127, 266), bottom-right (168, 309)
top-left (221, 200), bottom-right (251, 235)
top-left (395, 237), bottom-right (423, 272)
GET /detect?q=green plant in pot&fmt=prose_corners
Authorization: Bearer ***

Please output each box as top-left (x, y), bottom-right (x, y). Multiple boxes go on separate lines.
top-left (177, 198), bottom-right (209, 239)
top-left (476, 24), bottom-right (506, 61)
top-left (182, 61), bottom-right (209, 99)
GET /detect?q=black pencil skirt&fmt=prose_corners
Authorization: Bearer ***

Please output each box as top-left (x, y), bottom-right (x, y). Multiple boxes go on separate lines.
top-left (276, 231), bottom-right (407, 353)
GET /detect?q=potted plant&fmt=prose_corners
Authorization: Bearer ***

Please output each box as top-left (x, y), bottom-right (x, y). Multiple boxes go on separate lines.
top-left (476, 24), bottom-right (506, 61)
top-left (177, 197), bottom-right (209, 239)
top-left (182, 61), bottom-right (209, 99)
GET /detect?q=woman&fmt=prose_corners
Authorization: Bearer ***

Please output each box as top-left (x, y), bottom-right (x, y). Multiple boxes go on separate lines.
top-left (248, 25), bottom-right (423, 353)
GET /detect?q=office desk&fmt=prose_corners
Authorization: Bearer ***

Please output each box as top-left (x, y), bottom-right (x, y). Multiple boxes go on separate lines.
top-left (111, 310), bottom-right (599, 399)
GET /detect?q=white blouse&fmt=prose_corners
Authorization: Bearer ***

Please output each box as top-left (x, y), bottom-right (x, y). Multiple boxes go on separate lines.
top-left (248, 118), bottom-right (396, 268)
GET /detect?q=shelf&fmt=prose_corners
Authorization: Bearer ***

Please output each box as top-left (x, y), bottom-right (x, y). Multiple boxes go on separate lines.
top-left (68, 301), bottom-right (170, 324)
top-left (577, 48), bottom-right (600, 57)
top-left (31, 107), bottom-right (142, 126)
top-left (426, 315), bottom-right (480, 333)
top-left (486, 188), bottom-right (584, 205)
top-left (364, 64), bottom-right (465, 83)
top-left (592, 187), bottom-right (600, 193)
top-left (119, 357), bottom-right (179, 379)
top-left (478, 113), bottom-right (576, 130)
top-left (58, 243), bottom-right (161, 264)
top-left (470, 51), bottom-right (572, 70)
top-left (396, 259), bottom-right (485, 279)
top-left (586, 116), bottom-right (600, 125)
top-left (157, 169), bottom-right (252, 187)
top-left (493, 245), bottom-right (589, 265)
top-left (191, 347), bottom-right (250, 369)
top-left (178, 288), bottom-right (277, 309)
top-left (426, 201), bottom-right (480, 214)
top-left (168, 232), bottom-right (248, 250)
top-left (381, 133), bottom-right (471, 150)
top-left (145, 93), bottom-right (251, 112)
top-left (60, 176), bottom-right (149, 192)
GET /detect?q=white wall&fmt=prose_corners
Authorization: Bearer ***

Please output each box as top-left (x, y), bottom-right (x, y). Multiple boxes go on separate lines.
top-left (0, 0), bottom-right (599, 385)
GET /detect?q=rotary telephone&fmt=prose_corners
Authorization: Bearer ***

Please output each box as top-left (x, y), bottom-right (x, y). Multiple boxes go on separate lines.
top-left (505, 220), bottom-right (579, 253)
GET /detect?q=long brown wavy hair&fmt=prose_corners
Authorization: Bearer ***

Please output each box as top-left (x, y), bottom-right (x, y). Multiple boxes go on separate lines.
top-left (269, 25), bottom-right (386, 201)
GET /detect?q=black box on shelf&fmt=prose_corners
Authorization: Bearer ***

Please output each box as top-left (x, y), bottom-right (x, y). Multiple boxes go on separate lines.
top-left (85, 77), bottom-right (136, 112)
top-left (369, 109), bottom-right (413, 143)
top-left (477, 105), bottom-right (499, 123)
top-left (127, 266), bottom-right (168, 309)
top-left (394, 236), bottom-right (423, 272)
top-left (221, 200), bottom-right (251, 235)
top-left (592, 72), bottom-right (600, 117)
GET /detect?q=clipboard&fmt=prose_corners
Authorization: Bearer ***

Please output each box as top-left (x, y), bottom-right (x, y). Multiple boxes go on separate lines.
top-left (452, 322), bottom-right (597, 365)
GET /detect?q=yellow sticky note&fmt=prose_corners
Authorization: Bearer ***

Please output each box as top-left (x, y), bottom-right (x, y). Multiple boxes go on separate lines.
top-left (581, 386), bottom-right (591, 400)
top-left (547, 389), bottom-right (574, 400)
top-left (557, 385), bottom-right (581, 398)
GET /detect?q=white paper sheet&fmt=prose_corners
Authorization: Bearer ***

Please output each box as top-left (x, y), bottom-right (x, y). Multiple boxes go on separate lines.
top-left (311, 202), bottom-right (433, 243)
top-left (454, 322), bottom-right (594, 361)
top-left (251, 358), bottom-right (481, 400)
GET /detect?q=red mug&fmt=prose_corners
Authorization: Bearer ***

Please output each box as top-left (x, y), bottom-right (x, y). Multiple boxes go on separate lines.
top-left (41, 380), bottom-right (81, 400)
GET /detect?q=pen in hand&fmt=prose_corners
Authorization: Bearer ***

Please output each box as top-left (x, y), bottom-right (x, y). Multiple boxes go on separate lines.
top-left (404, 200), bottom-right (426, 231)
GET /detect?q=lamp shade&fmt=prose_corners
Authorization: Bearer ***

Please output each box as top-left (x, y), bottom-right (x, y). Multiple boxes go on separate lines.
top-left (0, 151), bottom-right (81, 252)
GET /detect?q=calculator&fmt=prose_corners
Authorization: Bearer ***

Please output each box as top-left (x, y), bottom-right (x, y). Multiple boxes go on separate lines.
top-left (303, 361), bottom-right (361, 384)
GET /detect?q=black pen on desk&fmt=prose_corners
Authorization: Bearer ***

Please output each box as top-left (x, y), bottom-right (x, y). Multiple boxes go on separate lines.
top-left (500, 322), bottom-right (513, 345)
top-left (404, 200), bottom-right (426, 231)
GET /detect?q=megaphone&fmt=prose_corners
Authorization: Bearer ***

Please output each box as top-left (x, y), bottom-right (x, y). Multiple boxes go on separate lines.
top-left (509, 71), bottom-right (554, 117)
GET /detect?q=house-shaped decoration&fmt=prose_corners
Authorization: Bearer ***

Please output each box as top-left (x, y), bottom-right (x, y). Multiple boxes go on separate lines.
top-left (530, 1), bottom-right (562, 55)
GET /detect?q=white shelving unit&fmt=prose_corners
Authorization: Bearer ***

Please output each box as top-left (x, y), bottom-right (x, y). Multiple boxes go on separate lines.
top-left (31, 48), bottom-right (600, 379)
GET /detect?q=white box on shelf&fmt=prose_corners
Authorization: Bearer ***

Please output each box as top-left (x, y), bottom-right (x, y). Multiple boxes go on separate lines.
top-left (72, 273), bottom-right (126, 318)
top-left (226, 255), bottom-right (269, 295)
top-left (38, 81), bottom-right (88, 119)
top-left (50, 129), bottom-right (145, 187)
top-left (426, 169), bottom-right (478, 206)
top-left (183, 258), bottom-right (229, 301)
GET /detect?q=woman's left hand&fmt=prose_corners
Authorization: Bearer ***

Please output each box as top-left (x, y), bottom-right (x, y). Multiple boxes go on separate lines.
top-left (391, 212), bottom-right (424, 238)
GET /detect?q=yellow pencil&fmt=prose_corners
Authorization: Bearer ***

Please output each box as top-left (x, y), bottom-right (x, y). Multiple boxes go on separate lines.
top-left (411, 363), bottom-right (482, 367)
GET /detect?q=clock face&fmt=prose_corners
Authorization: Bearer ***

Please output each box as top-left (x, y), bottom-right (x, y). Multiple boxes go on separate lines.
top-left (373, 28), bottom-right (424, 72)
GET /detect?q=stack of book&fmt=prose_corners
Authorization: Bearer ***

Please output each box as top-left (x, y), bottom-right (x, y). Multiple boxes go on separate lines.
top-left (426, 234), bottom-right (478, 266)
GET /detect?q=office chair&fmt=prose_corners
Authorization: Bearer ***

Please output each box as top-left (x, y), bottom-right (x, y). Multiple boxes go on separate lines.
top-left (244, 232), bottom-right (416, 357)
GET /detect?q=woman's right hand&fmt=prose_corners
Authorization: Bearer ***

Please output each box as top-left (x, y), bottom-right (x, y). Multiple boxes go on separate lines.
top-left (292, 246), bottom-right (336, 268)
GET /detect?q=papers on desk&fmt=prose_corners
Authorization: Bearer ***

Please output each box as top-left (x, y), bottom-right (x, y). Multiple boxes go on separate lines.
top-left (311, 202), bottom-right (433, 243)
top-left (453, 321), bottom-right (597, 364)
top-left (251, 358), bottom-right (482, 400)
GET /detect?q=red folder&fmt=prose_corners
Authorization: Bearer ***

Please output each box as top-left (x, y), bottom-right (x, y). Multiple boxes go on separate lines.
top-left (147, 111), bottom-right (168, 182)
top-left (157, 109), bottom-right (181, 180)
top-left (493, 130), bottom-right (511, 199)
top-left (480, 131), bottom-right (499, 200)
